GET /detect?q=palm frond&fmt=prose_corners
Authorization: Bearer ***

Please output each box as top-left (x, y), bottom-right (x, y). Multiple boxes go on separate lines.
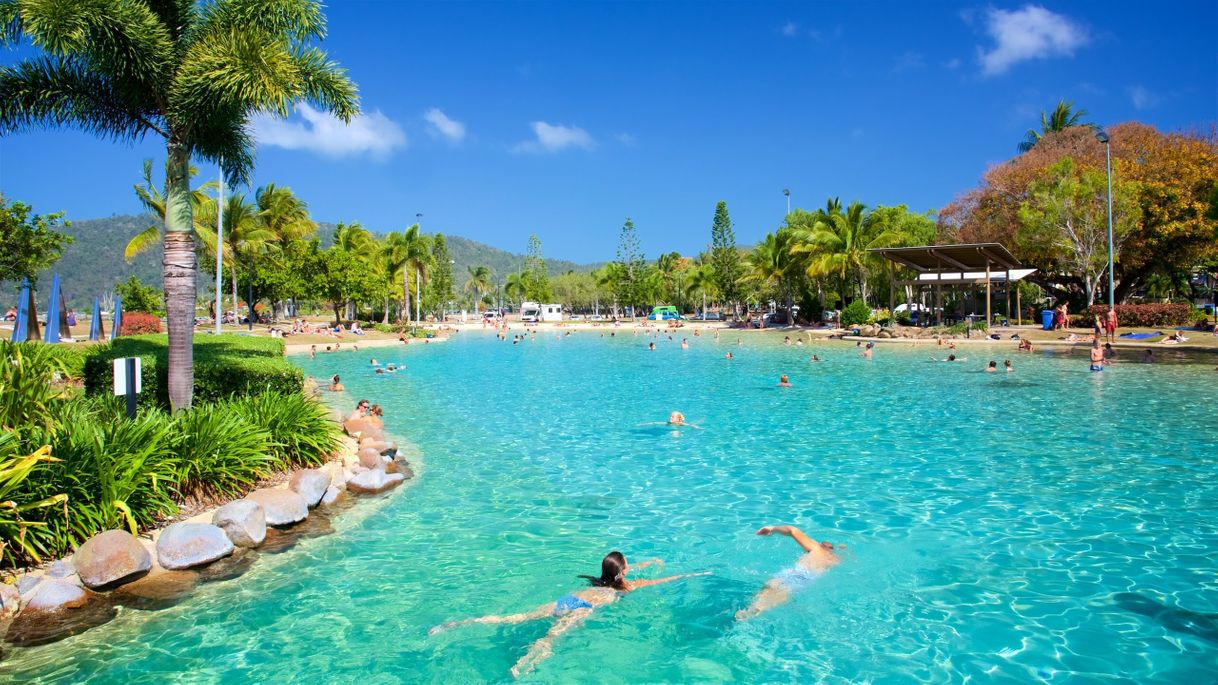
top-left (124, 224), bottom-right (162, 262)
top-left (0, 57), bottom-right (151, 140)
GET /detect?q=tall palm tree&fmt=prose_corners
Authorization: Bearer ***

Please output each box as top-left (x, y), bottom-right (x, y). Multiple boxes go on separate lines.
top-left (744, 229), bottom-right (798, 323)
top-left (333, 222), bottom-right (374, 320)
top-left (195, 194), bottom-right (268, 322)
top-left (125, 159), bottom-right (216, 262)
top-left (684, 263), bottom-right (716, 317)
top-left (792, 200), bottom-right (913, 306)
top-left (464, 266), bottom-right (492, 314)
top-left (384, 224), bottom-right (431, 323)
top-left (1018, 100), bottom-right (1091, 152)
top-left (0, 0), bottom-right (358, 411)
top-left (254, 184), bottom-right (315, 319)
top-left (504, 271), bottom-right (528, 310)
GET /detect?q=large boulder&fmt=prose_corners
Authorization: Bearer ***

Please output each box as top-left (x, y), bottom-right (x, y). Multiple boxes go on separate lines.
top-left (212, 499), bottom-right (266, 548)
top-left (346, 469), bottom-right (405, 494)
top-left (246, 488), bottom-right (309, 526)
top-left (320, 486), bottom-right (342, 507)
top-left (358, 447), bottom-right (384, 469)
top-left (321, 461), bottom-right (346, 491)
top-left (156, 522), bottom-right (235, 570)
top-left (73, 529), bottom-right (153, 590)
top-left (289, 469), bottom-right (330, 507)
top-left (21, 578), bottom-right (88, 612)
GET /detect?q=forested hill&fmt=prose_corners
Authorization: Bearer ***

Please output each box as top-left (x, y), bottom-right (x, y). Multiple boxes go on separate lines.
top-left (11, 215), bottom-right (596, 309)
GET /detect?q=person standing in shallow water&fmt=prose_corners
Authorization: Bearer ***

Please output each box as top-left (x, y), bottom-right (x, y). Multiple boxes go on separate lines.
top-left (736, 525), bottom-right (842, 620)
top-left (430, 552), bottom-right (708, 678)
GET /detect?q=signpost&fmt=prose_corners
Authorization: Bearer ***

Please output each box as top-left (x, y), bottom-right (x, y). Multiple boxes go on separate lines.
top-left (113, 357), bottom-right (142, 419)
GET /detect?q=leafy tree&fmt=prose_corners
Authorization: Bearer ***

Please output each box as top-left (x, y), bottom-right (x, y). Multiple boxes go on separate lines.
top-left (195, 193), bottom-right (267, 319)
top-left (114, 275), bottom-right (163, 314)
top-left (504, 271), bottom-right (527, 309)
top-left (0, 197), bottom-right (71, 285)
top-left (522, 234), bottom-right (552, 301)
top-left (791, 200), bottom-right (906, 305)
top-left (0, 0), bottom-right (358, 411)
top-left (710, 201), bottom-right (742, 315)
top-left (614, 218), bottom-right (645, 314)
top-left (743, 228), bottom-right (798, 322)
top-left (424, 233), bottom-right (455, 318)
top-left (385, 224), bottom-right (430, 322)
top-left (1017, 158), bottom-right (1140, 305)
top-left (1019, 100), bottom-right (1092, 153)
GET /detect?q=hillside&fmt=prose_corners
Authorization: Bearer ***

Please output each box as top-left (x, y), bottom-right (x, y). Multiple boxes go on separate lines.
top-left (7, 214), bottom-right (597, 310)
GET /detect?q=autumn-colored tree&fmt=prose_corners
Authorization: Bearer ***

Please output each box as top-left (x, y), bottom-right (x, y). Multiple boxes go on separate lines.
top-left (940, 123), bottom-right (1217, 303)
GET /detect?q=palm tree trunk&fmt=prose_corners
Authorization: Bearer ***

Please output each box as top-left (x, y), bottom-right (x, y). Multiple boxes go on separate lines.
top-left (230, 263), bottom-right (238, 323)
top-left (415, 266), bottom-right (421, 322)
top-left (402, 269), bottom-right (410, 324)
top-left (163, 141), bottom-right (196, 413)
top-left (382, 293), bottom-right (390, 324)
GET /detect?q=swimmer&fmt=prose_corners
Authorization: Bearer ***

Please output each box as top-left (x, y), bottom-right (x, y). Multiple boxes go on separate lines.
top-left (810, 355), bottom-right (821, 362)
top-left (795, 339), bottom-right (803, 346)
top-left (778, 374), bottom-right (791, 387)
top-left (309, 345), bottom-right (316, 359)
top-left (725, 352), bottom-right (734, 360)
top-left (430, 552), bottom-right (707, 678)
top-left (861, 341), bottom-right (873, 359)
top-left (783, 336), bottom-right (792, 346)
top-left (1004, 359), bottom-right (1013, 372)
top-left (736, 526), bottom-right (842, 621)
top-left (329, 374), bottom-right (344, 391)
top-left (370, 358), bottom-right (378, 366)
top-left (986, 361), bottom-right (997, 373)
top-left (375, 368), bottom-right (385, 375)
top-left (1143, 349), bottom-right (1155, 363)
top-left (386, 363), bottom-right (397, 372)
top-left (644, 411), bottom-right (703, 430)
top-left (1089, 339), bottom-right (1105, 372)
top-left (931, 354), bottom-right (967, 362)
top-left (648, 342), bottom-right (656, 350)
top-left (681, 338), bottom-right (689, 349)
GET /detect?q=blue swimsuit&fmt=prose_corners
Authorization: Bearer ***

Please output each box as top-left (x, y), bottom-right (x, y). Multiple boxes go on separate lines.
top-left (774, 566), bottom-right (820, 591)
top-left (554, 594), bottom-right (594, 616)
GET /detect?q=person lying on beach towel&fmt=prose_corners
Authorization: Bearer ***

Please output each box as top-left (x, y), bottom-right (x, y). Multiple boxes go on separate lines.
top-left (430, 552), bottom-right (707, 678)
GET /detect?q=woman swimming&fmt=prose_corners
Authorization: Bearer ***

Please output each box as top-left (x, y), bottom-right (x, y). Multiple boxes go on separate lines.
top-left (736, 525), bottom-right (842, 621)
top-left (430, 552), bottom-right (707, 678)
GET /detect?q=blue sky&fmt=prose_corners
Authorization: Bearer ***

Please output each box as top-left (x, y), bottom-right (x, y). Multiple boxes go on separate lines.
top-left (1, 1), bottom-right (1215, 263)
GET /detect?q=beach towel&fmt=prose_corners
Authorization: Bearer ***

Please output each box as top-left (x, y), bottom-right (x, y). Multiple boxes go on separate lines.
top-left (1119, 332), bottom-right (1157, 340)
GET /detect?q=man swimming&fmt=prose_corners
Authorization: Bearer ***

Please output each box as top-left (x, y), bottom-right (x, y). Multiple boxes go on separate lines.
top-left (736, 525), bottom-right (842, 621)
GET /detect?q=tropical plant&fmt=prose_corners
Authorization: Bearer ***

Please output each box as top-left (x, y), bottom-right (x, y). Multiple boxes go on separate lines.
top-left (114, 274), bottom-right (164, 314)
top-left (791, 200), bottom-right (909, 305)
top-left (235, 392), bottom-right (339, 469)
top-left (840, 299), bottom-right (873, 327)
top-left (504, 271), bottom-right (527, 309)
top-left (0, 440), bottom-right (68, 567)
top-left (170, 402), bottom-right (273, 501)
top-left (195, 193), bottom-right (273, 321)
top-left (464, 265), bottom-right (492, 313)
top-left (710, 201), bottom-right (742, 315)
top-left (743, 228), bottom-right (800, 321)
top-left (0, 0), bottom-right (359, 412)
top-left (1019, 100), bottom-right (1091, 153)
top-left (385, 224), bottom-right (431, 322)
top-left (0, 196), bottom-right (72, 285)
top-left (0, 340), bottom-right (68, 435)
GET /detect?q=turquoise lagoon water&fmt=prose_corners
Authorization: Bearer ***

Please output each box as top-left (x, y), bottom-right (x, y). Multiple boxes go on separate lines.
top-left (4, 332), bottom-right (1217, 683)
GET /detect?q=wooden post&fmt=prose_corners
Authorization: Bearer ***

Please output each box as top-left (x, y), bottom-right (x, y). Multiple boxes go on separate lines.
top-left (1004, 273), bottom-right (1011, 326)
top-left (935, 256), bottom-right (943, 327)
top-left (888, 261), bottom-right (895, 315)
top-left (985, 262), bottom-right (992, 328)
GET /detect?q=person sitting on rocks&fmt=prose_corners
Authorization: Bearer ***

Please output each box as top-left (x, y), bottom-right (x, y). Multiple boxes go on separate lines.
top-left (348, 399), bottom-right (369, 422)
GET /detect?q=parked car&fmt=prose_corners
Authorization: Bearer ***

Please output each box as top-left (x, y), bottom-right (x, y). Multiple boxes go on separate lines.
top-left (752, 311), bottom-right (789, 328)
top-left (692, 312), bottom-right (722, 321)
top-left (569, 314), bottom-right (584, 321)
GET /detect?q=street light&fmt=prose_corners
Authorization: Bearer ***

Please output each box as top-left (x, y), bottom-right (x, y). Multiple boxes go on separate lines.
top-left (1096, 129), bottom-right (1115, 309)
top-left (783, 188), bottom-right (791, 217)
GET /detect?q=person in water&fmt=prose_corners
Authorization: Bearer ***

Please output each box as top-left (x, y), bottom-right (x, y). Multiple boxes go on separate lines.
top-left (736, 525), bottom-right (842, 621)
top-left (778, 374), bottom-right (791, 387)
top-left (986, 361), bottom-right (997, 373)
top-left (329, 374), bottom-right (344, 391)
top-left (430, 552), bottom-right (707, 678)
top-left (1089, 339), bottom-right (1105, 372)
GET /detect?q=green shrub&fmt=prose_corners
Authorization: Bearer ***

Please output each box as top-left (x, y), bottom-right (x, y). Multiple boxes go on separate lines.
top-left (0, 341), bottom-right (70, 434)
top-left (841, 300), bottom-right (873, 327)
top-left (169, 402), bottom-right (274, 500)
top-left (42, 344), bottom-right (89, 381)
top-left (236, 391), bottom-right (340, 469)
top-left (0, 438), bottom-right (68, 567)
top-left (84, 334), bottom-right (302, 407)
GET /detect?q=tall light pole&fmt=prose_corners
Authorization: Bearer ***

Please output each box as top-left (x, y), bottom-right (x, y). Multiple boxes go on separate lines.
top-left (214, 163), bottom-right (224, 335)
top-left (1096, 129), bottom-right (1115, 308)
top-left (783, 188), bottom-right (791, 217)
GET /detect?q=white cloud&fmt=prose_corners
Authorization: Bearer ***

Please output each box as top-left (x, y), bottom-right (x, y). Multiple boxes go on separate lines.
top-left (514, 121), bottom-right (595, 153)
top-left (780, 21), bottom-right (797, 37)
top-left (1128, 85), bottom-right (1160, 110)
top-left (253, 103), bottom-right (406, 158)
top-left (977, 5), bottom-right (1088, 76)
top-left (423, 107), bottom-right (466, 142)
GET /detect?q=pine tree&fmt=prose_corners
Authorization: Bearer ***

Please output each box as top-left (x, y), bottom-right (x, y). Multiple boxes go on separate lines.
top-left (711, 201), bottom-right (742, 314)
top-left (614, 217), bottom-right (645, 315)
top-left (424, 233), bottom-right (455, 317)
top-left (523, 234), bottom-right (553, 301)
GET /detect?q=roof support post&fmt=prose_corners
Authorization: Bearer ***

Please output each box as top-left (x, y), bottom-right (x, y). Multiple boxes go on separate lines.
top-left (985, 261), bottom-right (992, 329)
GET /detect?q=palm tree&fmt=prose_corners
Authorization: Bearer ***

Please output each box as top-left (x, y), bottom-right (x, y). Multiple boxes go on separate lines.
top-left (125, 159), bottom-right (216, 262)
top-left (333, 222), bottom-right (374, 320)
top-left (383, 225), bottom-right (431, 323)
top-left (504, 271), bottom-right (528, 310)
top-left (195, 194), bottom-right (269, 322)
top-left (744, 229), bottom-right (798, 323)
top-left (0, 0), bottom-right (358, 411)
top-left (254, 184), bottom-right (315, 319)
top-left (684, 263), bottom-right (716, 317)
top-left (464, 266), bottom-right (492, 314)
top-left (792, 200), bottom-right (916, 307)
top-left (1018, 100), bottom-right (1091, 152)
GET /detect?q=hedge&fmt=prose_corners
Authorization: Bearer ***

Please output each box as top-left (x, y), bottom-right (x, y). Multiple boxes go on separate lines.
top-left (119, 312), bottom-right (162, 335)
top-left (84, 334), bottom-right (303, 407)
top-left (1077, 303), bottom-right (1197, 328)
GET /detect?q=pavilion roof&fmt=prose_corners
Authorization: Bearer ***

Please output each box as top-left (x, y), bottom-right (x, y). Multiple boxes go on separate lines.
top-left (868, 243), bottom-right (1022, 272)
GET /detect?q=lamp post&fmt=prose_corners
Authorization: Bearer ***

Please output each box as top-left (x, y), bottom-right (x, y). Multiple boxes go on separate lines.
top-left (783, 188), bottom-right (790, 217)
top-left (215, 163), bottom-right (224, 335)
top-left (415, 212), bottom-right (423, 323)
top-left (1096, 129), bottom-right (1115, 309)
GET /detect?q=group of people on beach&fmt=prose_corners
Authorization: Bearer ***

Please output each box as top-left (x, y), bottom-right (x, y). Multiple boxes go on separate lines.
top-left (431, 526), bottom-right (842, 678)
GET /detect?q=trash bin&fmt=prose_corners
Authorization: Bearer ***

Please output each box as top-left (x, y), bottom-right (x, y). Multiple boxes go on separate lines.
top-left (1041, 309), bottom-right (1055, 330)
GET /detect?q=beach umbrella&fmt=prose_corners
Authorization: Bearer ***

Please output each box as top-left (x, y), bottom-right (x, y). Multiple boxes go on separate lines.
top-left (111, 295), bottom-right (123, 341)
top-left (45, 274), bottom-right (70, 343)
top-left (10, 278), bottom-right (41, 343)
top-left (89, 296), bottom-right (105, 341)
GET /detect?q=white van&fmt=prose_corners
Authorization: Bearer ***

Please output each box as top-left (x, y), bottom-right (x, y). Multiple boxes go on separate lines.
top-left (521, 302), bottom-right (563, 323)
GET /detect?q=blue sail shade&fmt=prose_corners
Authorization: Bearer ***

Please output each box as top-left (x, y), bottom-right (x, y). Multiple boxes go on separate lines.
top-left (89, 297), bottom-right (104, 341)
top-left (10, 278), bottom-right (41, 343)
top-left (111, 295), bottom-right (123, 341)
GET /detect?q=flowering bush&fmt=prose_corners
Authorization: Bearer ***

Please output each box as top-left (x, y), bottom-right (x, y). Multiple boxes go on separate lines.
top-left (1082, 304), bottom-right (1195, 328)
top-left (119, 311), bottom-right (162, 335)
